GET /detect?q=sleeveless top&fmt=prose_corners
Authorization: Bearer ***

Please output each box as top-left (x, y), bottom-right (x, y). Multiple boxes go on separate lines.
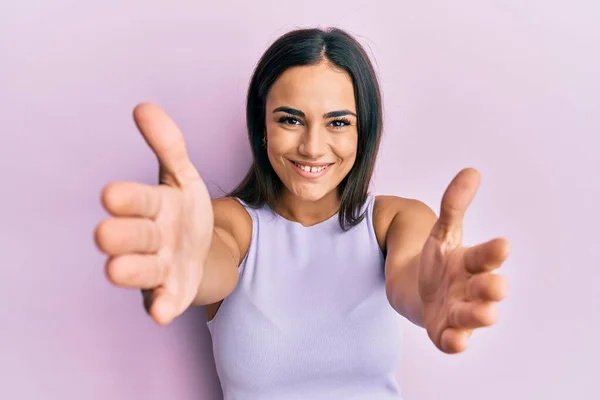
top-left (207, 195), bottom-right (404, 400)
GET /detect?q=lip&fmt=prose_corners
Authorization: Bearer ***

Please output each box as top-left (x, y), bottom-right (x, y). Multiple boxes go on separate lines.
top-left (288, 159), bottom-right (334, 179)
top-left (288, 159), bottom-right (333, 167)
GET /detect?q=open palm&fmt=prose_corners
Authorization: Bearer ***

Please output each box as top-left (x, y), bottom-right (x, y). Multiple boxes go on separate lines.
top-left (94, 103), bottom-right (213, 325)
top-left (419, 168), bottom-right (510, 353)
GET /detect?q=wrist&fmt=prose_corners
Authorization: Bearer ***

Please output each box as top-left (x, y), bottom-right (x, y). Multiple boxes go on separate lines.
top-left (387, 253), bottom-right (425, 327)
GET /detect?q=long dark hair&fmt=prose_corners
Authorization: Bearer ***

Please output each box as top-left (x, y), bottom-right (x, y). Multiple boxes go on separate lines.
top-left (228, 27), bottom-right (384, 230)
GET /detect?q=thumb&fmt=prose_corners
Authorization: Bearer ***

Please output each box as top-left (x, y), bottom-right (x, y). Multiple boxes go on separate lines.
top-left (142, 287), bottom-right (185, 326)
top-left (430, 167), bottom-right (481, 242)
top-left (133, 102), bottom-right (199, 187)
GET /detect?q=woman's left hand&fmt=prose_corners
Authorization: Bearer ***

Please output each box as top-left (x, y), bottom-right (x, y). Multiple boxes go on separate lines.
top-left (418, 168), bottom-right (510, 354)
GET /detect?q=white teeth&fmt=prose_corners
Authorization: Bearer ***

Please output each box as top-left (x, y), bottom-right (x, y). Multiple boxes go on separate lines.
top-left (294, 162), bottom-right (329, 173)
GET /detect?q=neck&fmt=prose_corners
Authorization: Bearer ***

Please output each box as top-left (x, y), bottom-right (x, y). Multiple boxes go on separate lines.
top-left (275, 189), bottom-right (340, 227)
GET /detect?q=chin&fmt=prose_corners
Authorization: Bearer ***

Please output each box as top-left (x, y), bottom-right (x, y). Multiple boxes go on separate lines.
top-left (295, 192), bottom-right (328, 203)
top-left (287, 183), bottom-right (336, 203)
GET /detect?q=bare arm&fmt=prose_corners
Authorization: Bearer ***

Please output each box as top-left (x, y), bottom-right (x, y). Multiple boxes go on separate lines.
top-left (192, 197), bottom-right (252, 306)
top-left (373, 196), bottom-right (438, 327)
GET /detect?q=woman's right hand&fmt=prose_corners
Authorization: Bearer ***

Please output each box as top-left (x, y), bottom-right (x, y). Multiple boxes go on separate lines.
top-left (94, 103), bottom-right (214, 325)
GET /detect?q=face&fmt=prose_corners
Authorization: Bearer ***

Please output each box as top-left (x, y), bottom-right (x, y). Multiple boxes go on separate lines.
top-left (264, 61), bottom-right (358, 204)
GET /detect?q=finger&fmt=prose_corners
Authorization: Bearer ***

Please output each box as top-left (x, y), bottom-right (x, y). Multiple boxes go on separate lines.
top-left (464, 237), bottom-right (510, 273)
top-left (105, 254), bottom-right (167, 289)
top-left (440, 328), bottom-right (471, 354)
top-left (430, 168), bottom-right (481, 243)
top-left (449, 301), bottom-right (497, 329)
top-left (101, 181), bottom-right (161, 219)
top-left (133, 102), bottom-right (199, 186)
top-left (467, 272), bottom-right (508, 302)
top-left (142, 288), bottom-right (181, 326)
top-left (94, 218), bottom-right (161, 255)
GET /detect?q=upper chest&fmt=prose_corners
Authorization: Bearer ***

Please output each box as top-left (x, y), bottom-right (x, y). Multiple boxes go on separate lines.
top-left (239, 213), bottom-right (385, 320)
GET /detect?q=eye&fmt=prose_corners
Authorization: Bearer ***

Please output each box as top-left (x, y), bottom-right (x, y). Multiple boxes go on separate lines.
top-left (278, 116), bottom-right (303, 126)
top-left (329, 118), bottom-right (352, 129)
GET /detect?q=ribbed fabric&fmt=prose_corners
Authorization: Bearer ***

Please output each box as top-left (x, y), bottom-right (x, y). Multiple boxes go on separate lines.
top-left (207, 195), bottom-right (404, 400)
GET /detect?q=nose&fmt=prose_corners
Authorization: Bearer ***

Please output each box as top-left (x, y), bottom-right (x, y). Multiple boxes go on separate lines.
top-left (298, 126), bottom-right (327, 159)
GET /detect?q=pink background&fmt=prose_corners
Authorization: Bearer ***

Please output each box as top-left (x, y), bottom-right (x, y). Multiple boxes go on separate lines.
top-left (2, 1), bottom-right (599, 399)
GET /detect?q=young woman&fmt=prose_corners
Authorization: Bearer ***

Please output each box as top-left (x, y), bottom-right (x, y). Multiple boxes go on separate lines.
top-left (94, 27), bottom-right (509, 399)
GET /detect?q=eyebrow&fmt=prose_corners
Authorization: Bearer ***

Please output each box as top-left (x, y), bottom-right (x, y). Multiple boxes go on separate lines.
top-left (272, 106), bottom-right (357, 119)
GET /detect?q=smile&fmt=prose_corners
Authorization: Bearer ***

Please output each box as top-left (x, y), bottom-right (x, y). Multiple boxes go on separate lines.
top-left (289, 160), bottom-right (333, 178)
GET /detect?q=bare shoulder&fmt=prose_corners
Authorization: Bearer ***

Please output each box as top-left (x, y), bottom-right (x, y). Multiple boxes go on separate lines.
top-left (212, 196), bottom-right (253, 263)
top-left (372, 195), bottom-right (437, 254)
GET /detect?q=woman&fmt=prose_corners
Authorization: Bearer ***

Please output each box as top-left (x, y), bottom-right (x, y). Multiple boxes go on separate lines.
top-left (94, 27), bottom-right (509, 399)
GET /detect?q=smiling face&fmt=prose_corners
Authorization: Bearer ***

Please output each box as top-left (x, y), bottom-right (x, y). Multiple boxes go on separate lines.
top-left (264, 61), bottom-right (358, 205)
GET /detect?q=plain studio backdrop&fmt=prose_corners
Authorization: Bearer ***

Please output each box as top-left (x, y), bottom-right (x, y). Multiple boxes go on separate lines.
top-left (1, 1), bottom-right (598, 399)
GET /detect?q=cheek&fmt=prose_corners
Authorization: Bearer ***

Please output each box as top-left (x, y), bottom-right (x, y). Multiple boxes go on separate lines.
top-left (332, 133), bottom-right (358, 162)
top-left (265, 126), bottom-right (293, 166)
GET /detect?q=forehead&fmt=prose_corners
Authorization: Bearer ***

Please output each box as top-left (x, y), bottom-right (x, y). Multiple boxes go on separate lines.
top-left (266, 62), bottom-right (356, 113)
